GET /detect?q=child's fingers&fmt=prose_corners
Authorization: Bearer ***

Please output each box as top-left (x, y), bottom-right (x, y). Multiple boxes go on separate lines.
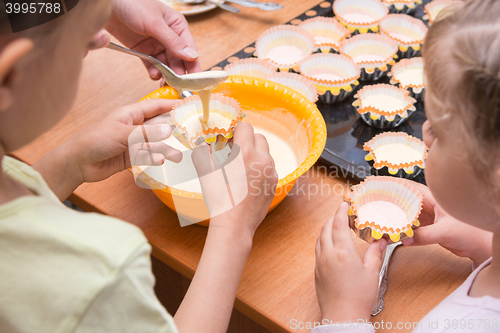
top-left (118, 99), bottom-right (178, 125)
top-left (232, 122), bottom-right (255, 149)
top-left (129, 142), bottom-right (182, 166)
top-left (319, 216), bottom-right (335, 252)
top-left (254, 133), bottom-right (270, 153)
top-left (128, 124), bottom-right (172, 146)
top-left (192, 143), bottom-right (214, 178)
top-left (330, 202), bottom-right (357, 251)
top-left (363, 239), bottom-right (387, 274)
top-left (402, 223), bottom-right (443, 247)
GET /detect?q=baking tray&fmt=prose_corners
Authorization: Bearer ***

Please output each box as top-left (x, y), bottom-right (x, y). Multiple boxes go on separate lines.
top-left (210, 0), bottom-right (432, 184)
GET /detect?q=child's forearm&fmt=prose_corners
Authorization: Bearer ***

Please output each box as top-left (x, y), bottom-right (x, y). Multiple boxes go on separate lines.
top-left (174, 220), bottom-right (254, 333)
top-left (32, 141), bottom-right (83, 201)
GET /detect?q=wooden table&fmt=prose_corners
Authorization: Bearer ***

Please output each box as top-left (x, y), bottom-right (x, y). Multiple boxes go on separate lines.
top-left (14, 1), bottom-right (473, 332)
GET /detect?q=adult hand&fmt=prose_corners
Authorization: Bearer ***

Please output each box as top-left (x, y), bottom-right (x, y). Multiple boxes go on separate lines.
top-left (401, 181), bottom-right (493, 266)
top-left (315, 202), bottom-right (387, 323)
top-left (106, 0), bottom-right (202, 78)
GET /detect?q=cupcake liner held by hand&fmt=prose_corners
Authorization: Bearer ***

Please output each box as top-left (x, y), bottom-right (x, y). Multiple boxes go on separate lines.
top-left (333, 0), bottom-right (389, 34)
top-left (352, 83), bottom-right (416, 128)
top-left (379, 14), bottom-right (428, 58)
top-left (299, 53), bottom-right (361, 104)
top-left (170, 93), bottom-right (245, 151)
top-left (339, 33), bottom-right (399, 81)
top-left (345, 176), bottom-right (423, 243)
top-left (255, 25), bottom-right (315, 72)
top-left (388, 57), bottom-right (425, 101)
top-left (299, 16), bottom-right (351, 54)
top-left (364, 132), bottom-right (428, 179)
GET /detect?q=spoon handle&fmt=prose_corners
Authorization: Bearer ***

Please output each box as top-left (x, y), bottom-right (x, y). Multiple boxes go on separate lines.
top-left (371, 241), bottom-right (402, 316)
top-left (225, 0), bottom-right (282, 11)
top-left (208, 0), bottom-right (240, 12)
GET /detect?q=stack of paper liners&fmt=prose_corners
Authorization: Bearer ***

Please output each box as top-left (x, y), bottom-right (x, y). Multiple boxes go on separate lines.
top-left (339, 33), bottom-right (399, 81)
top-left (364, 132), bottom-right (428, 178)
top-left (382, 0), bottom-right (422, 14)
top-left (170, 93), bottom-right (244, 150)
top-left (353, 84), bottom-right (416, 128)
top-left (345, 176), bottom-right (423, 243)
top-left (224, 58), bottom-right (277, 79)
top-left (255, 25), bottom-right (315, 72)
top-left (388, 57), bottom-right (425, 101)
top-left (380, 14), bottom-right (428, 58)
top-left (299, 17), bottom-right (350, 53)
top-left (299, 53), bottom-right (360, 104)
top-left (266, 72), bottom-right (318, 103)
top-left (333, 0), bottom-right (389, 34)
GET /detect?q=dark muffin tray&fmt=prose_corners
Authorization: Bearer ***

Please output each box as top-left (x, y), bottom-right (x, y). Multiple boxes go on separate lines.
top-left (210, 0), bottom-right (432, 183)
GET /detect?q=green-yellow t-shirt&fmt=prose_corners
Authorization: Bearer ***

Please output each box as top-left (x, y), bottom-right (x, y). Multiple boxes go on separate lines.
top-left (0, 156), bottom-right (178, 333)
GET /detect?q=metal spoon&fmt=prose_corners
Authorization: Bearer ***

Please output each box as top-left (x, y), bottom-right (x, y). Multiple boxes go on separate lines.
top-left (371, 241), bottom-right (402, 316)
top-left (106, 42), bottom-right (228, 93)
top-left (180, 0), bottom-right (241, 13)
top-left (180, 0), bottom-right (282, 11)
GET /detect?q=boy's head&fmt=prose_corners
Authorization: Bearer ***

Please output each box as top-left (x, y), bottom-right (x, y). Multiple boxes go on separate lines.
top-left (422, 0), bottom-right (500, 232)
top-left (0, 0), bottom-right (111, 154)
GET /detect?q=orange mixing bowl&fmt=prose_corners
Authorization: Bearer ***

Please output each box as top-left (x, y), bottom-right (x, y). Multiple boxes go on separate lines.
top-left (133, 75), bottom-right (326, 227)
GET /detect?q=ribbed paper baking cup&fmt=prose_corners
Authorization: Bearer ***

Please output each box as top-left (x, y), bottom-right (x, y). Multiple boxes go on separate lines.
top-left (380, 14), bottom-right (428, 58)
top-left (345, 176), bottom-right (423, 243)
top-left (352, 84), bottom-right (416, 128)
top-left (255, 25), bottom-right (315, 72)
top-left (171, 93), bottom-right (244, 150)
top-left (299, 17), bottom-right (351, 53)
top-left (389, 57), bottom-right (425, 101)
top-left (424, 0), bottom-right (460, 24)
top-left (223, 58), bottom-right (277, 79)
top-left (333, 0), bottom-right (389, 34)
top-left (364, 132), bottom-right (428, 178)
top-left (299, 53), bottom-right (360, 103)
top-left (339, 33), bottom-right (398, 81)
top-left (266, 72), bottom-right (318, 103)
top-left (383, 0), bottom-right (421, 14)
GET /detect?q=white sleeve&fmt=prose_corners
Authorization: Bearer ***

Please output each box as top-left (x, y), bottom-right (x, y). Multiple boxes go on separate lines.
top-left (74, 243), bottom-right (178, 333)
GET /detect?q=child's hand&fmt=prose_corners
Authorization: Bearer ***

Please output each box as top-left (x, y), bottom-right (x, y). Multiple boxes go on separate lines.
top-left (401, 181), bottom-right (493, 266)
top-left (315, 202), bottom-right (387, 323)
top-left (33, 99), bottom-right (181, 201)
top-left (106, 0), bottom-right (202, 78)
top-left (191, 122), bottom-right (278, 237)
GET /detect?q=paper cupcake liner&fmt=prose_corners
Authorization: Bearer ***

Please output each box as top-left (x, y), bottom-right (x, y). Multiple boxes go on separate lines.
top-left (223, 58), bottom-right (277, 79)
top-left (266, 72), bottom-right (318, 103)
top-left (339, 33), bottom-right (398, 81)
top-left (299, 17), bottom-right (351, 53)
top-left (380, 14), bottom-right (428, 58)
top-left (333, 0), bottom-right (389, 34)
top-left (170, 93), bottom-right (244, 150)
top-left (345, 176), bottom-right (423, 243)
top-left (364, 132), bottom-right (428, 179)
top-left (255, 25), bottom-right (315, 72)
top-left (389, 57), bottom-right (425, 101)
top-left (299, 53), bottom-right (360, 103)
top-left (353, 84), bottom-right (416, 128)
top-left (383, 0), bottom-right (421, 14)
top-left (423, 0), bottom-right (460, 24)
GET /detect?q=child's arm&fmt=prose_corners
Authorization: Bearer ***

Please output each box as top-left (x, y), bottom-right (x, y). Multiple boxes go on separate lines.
top-left (401, 181), bottom-right (493, 266)
top-left (173, 122), bottom-right (278, 333)
top-left (33, 98), bottom-right (181, 201)
top-left (314, 202), bottom-right (386, 327)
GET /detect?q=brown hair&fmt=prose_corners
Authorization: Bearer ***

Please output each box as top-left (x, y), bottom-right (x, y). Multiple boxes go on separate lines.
top-left (423, 0), bottom-right (500, 182)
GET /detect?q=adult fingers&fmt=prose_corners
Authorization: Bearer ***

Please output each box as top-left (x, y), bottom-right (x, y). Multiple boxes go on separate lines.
top-left (363, 239), bottom-right (387, 274)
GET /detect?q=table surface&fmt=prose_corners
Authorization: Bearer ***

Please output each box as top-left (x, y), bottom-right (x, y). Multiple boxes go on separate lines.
top-left (13, 1), bottom-right (473, 332)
